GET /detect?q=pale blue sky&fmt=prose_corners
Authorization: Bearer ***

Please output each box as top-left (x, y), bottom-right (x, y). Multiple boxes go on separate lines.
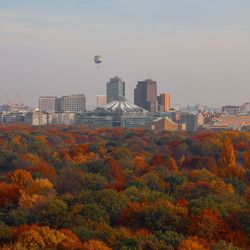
top-left (0, 0), bottom-right (250, 107)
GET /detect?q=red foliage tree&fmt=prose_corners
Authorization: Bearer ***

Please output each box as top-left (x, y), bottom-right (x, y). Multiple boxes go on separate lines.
top-left (0, 182), bottom-right (21, 208)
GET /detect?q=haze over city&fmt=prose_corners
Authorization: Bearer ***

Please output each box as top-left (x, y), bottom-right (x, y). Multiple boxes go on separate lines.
top-left (0, 0), bottom-right (250, 107)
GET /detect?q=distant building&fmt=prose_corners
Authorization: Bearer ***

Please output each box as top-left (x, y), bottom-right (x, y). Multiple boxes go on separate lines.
top-left (222, 105), bottom-right (240, 115)
top-left (213, 115), bottom-right (250, 130)
top-left (75, 114), bottom-right (113, 128)
top-left (206, 123), bottom-right (230, 131)
top-left (240, 103), bottom-right (250, 114)
top-left (106, 76), bottom-right (125, 103)
top-left (158, 93), bottom-right (171, 112)
top-left (180, 112), bottom-right (200, 131)
top-left (186, 104), bottom-right (206, 112)
top-left (197, 112), bottom-right (205, 127)
top-left (56, 94), bottom-right (86, 112)
top-left (25, 111), bottom-right (76, 126)
top-left (0, 111), bottom-right (26, 124)
top-left (134, 79), bottom-right (157, 112)
top-left (76, 96), bottom-right (151, 128)
top-left (143, 116), bottom-right (184, 133)
top-left (25, 112), bottom-right (48, 126)
top-left (39, 96), bottom-right (56, 112)
top-left (48, 112), bottom-right (75, 125)
top-left (97, 95), bottom-right (107, 107)
top-left (170, 111), bottom-right (181, 123)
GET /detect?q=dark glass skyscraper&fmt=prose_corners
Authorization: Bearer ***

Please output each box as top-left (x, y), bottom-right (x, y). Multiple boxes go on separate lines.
top-left (134, 79), bottom-right (157, 112)
top-left (106, 76), bottom-right (125, 103)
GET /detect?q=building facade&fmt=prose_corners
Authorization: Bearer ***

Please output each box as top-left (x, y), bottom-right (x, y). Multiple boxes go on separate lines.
top-left (106, 76), bottom-right (125, 103)
top-left (134, 79), bottom-right (157, 112)
top-left (47, 112), bottom-right (75, 125)
top-left (240, 103), bottom-right (250, 114)
top-left (57, 94), bottom-right (86, 112)
top-left (222, 105), bottom-right (240, 115)
top-left (143, 117), bottom-right (183, 133)
top-left (75, 113), bottom-right (113, 128)
top-left (25, 112), bottom-right (48, 126)
top-left (97, 95), bottom-right (107, 107)
top-left (158, 93), bottom-right (171, 112)
top-left (39, 96), bottom-right (56, 112)
top-left (180, 112), bottom-right (200, 131)
top-left (0, 111), bottom-right (26, 124)
top-left (213, 115), bottom-right (250, 130)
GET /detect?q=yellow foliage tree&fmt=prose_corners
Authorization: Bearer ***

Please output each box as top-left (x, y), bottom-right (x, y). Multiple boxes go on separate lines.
top-left (19, 191), bottom-right (47, 209)
top-left (210, 180), bottom-right (235, 195)
top-left (18, 178), bottom-right (55, 208)
top-left (12, 225), bottom-right (83, 250)
top-left (16, 226), bottom-right (47, 249)
top-left (1, 242), bottom-right (28, 250)
top-left (38, 226), bottom-right (67, 248)
top-left (26, 178), bottom-right (54, 196)
top-left (9, 169), bottom-right (33, 188)
top-left (220, 138), bottom-right (236, 169)
top-left (219, 138), bottom-right (245, 178)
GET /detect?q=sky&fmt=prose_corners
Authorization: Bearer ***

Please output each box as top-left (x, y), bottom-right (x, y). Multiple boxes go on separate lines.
top-left (0, 0), bottom-right (250, 108)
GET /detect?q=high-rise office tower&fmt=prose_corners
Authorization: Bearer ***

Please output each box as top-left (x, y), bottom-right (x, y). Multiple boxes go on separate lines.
top-left (56, 94), bottom-right (86, 112)
top-left (134, 79), bottom-right (157, 112)
top-left (106, 76), bottom-right (125, 103)
top-left (97, 95), bottom-right (107, 107)
top-left (158, 93), bottom-right (171, 112)
top-left (39, 96), bottom-right (56, 112)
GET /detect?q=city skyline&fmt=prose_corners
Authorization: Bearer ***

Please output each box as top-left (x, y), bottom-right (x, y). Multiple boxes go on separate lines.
top-left (0, 75), bottom-right (249, 110)
top-left (0, 0), bottom-right (250, 107)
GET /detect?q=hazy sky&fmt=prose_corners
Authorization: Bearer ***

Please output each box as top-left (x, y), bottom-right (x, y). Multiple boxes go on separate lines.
top-left (0, 0), bottom-right (250, 108)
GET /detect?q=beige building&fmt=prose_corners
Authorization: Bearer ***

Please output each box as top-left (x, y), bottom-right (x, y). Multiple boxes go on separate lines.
top-left (213, 115), bottom-right (250, 130)
top-left (197, 113), bottom-right (205, 127)
top-left (143, 117), bottom-right (184, 133)
top-left (25, 112), bottom-right (48, 126)
top-left (57, 94), bottom-right (86, 112)
top-left (39, 96), bottom-right (56, 112)
top-left (240, 103), bottom-right (250, 113)
top-left (25, 111), bottom-right (76, 126)
top-left (48, 112), bottom-right (75, 125)
top-left (97, 95), bottom-right (107, 107)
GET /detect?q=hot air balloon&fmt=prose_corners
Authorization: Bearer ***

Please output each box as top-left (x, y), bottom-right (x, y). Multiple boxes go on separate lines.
top-left (94, 55), bottom-right (103, 68)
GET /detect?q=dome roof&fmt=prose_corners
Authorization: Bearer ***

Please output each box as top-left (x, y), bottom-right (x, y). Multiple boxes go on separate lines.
top-left (96, 96), bottom-right (147, 115)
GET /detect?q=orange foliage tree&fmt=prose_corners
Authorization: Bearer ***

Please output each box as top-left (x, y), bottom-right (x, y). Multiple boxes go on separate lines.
top-left (178, 237), bottom-right (209, 250)
top-left (82, 240), bottom-right (111, 250)
top-left (11, 224), bottom-right (83, 250)
top-left (9, 169), bottom-right (33, 188)
top-left (188, 208), bottom-right (226, 242)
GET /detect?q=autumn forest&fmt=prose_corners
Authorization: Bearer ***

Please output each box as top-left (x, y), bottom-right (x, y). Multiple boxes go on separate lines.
top-left (0, 125), bottom-right (250, 249)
